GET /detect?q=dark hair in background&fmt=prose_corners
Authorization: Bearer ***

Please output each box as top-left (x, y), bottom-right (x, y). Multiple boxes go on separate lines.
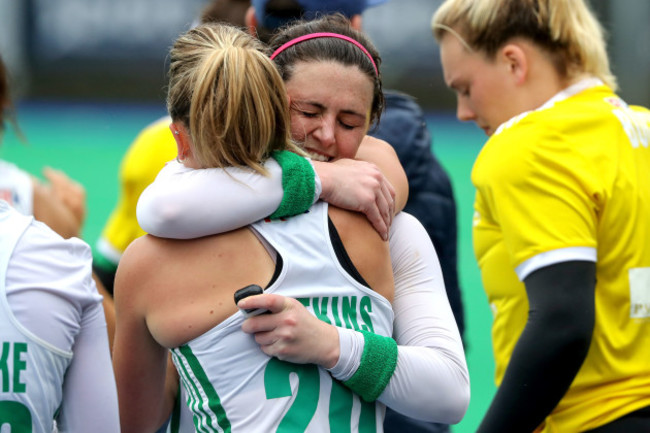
top-left (269, 13), bottom-right (385, 126)
top-left (254, 0), bottom-right (305, 43)
top-left (0, 56), bottom-right (8, 130)
top-left (0, 55), bottom-right (20, 139)
top-left (200, 0), bottom-right (251, 28)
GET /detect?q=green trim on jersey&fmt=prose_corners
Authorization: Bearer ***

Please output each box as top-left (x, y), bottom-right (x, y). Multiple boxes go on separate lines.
top-left (173, 346), bottom-right (232, 433)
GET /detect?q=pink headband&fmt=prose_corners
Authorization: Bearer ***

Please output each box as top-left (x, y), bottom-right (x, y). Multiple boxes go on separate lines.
top-left (270, 32), bottom-right (378, 76)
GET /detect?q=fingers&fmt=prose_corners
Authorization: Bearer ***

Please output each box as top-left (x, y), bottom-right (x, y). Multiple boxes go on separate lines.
top-left (42, 166), bottom-right (87, 225)
top-left (312, 158), bottom-right (395, 240)
top-left (379, 177), bottom-right (396, 231)
top-left (363, 172), bottom-right (395, 241)
top-left (363, 201), bottom-right (390, 241)
top-left (384, 178), bottom-right (396, 218)
top-left (237, 293), bottom-right (285, 318)
top-left (43, 166), bottom-right (77, 189)
top-left (238, 294), bottom-right (340, 366)
top-left (43, 167), bottom-right (85, 195)
top-left (239, 295), bottom-right (297, 355)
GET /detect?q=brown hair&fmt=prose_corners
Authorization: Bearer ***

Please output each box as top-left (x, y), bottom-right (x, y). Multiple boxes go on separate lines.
top-left (167, 23), bottom-right (302, 172)
top-left (0, 56), bottom-right (9, 131)
top-left (0, 56), bottom-right (21, 139)
top-left (269, 13), bottom-right (384, 126)
top-left (200, 0), bottom-right (251, 28)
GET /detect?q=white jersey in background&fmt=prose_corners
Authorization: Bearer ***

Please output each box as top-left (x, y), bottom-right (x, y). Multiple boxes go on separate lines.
top-left (0, 160), bottom-right (33, 215)
top-left (0, 200), bottom-right (119, 432)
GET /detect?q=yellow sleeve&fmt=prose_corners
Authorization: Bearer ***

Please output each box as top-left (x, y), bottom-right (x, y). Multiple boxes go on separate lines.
top-left (95, 116), bottom-right (177, 268)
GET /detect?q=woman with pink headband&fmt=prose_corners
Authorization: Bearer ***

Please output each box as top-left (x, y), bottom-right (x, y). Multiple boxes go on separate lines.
top-left (138, 14), bottom-right (402, 242)
top-left (129, 15), bottom-right (469, 432)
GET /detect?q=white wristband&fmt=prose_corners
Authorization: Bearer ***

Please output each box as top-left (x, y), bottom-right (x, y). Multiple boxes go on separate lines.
top-left (326, 327), bottom-right (365, 381)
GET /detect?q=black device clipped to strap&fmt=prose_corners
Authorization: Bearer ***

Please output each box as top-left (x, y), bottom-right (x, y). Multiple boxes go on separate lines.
top-left (234, 284), bottom-right (270, 318)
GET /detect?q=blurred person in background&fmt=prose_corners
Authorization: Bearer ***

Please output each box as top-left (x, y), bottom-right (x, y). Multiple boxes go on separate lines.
top-left (1, 56), bottom-right (88, 242)
top-left (432, 0), bottom-right (650, 431)
top-left (91, 0), bottom-right (255, 294)
top-left (0, 55), bottom-right (115, 349)
top-left (0, 55), bottom-right (119, 433)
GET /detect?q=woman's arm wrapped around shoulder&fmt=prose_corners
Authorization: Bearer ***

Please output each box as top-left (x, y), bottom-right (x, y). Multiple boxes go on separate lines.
top-left (137, 159), bottom-right (286, 238)
top-left (234, 211), bottom-right (469, 424)
top-left (137, 147), bottom-right (400, 240)
top-left (329, 212), bottom-right (470, 424)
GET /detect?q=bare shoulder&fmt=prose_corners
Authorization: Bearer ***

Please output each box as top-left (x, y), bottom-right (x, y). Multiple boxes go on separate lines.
top-left (357, 135), bottom-right (408, 212)
top-left (115, 229), bottom-right (274, 303)
top-left (114, 235), bottom-right (168, 302)
top-left (328, 206), bottom-right (384, 243)
top-left (360, 134), bottom-right (388, 146)
top-left (115, 234), bottom-right (203, 296)
top-left (119, 235), bottom-right (170, 276)
top-left (358, 135), bottom-right (396, 155)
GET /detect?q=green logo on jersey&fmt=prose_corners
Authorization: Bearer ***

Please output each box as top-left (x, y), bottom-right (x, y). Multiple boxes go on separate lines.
top-left (297, 296), bottom-right (374, 333)
top-left (0, 342), bottom-right (28, 393)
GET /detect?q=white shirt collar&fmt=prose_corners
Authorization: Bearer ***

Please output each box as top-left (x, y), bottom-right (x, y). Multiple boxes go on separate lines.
top-left (538, 77), bottom-right (604, 110)
top-left (494, 77), bottom-right (605, 135)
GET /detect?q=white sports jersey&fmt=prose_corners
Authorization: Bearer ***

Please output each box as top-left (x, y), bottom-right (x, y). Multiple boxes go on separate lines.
top-left (0, 160), bottom-right (33, 215)
top-left (0, 201), bottom-right (71, 433)
top-left (171, 201), bottom-right (394, 433)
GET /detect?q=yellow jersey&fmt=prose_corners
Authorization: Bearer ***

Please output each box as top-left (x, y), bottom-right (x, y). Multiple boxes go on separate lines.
top-left (95, 116), bottom-right (175, 271)
top-left (472, 80), bottom-right (650, 432)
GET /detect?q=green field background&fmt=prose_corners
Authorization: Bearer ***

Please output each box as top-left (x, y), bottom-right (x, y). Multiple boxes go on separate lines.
top-left (1, 101), bottom-right (496, 433)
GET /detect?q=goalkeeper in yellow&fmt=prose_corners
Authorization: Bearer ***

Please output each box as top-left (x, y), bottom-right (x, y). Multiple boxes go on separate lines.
top-left (432, 0), bottom-right (650, 432)
top-left (92, 116), bottom-right (174, 291)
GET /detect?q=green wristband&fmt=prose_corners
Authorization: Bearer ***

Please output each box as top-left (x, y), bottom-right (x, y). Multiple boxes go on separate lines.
top-left (343, 331), bottom-right (398, 402)
top-left (269, 150), bottom-right (316, 219)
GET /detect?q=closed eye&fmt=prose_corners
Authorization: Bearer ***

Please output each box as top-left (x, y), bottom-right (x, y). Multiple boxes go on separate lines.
top-left (290, 100), bottom-right (321, 119)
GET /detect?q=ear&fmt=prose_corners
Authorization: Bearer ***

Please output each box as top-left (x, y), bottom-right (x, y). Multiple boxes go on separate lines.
top-left (501, 43), bottom-right (528, 85)
top-left (350, 14), bottom-right (363, 30)
top-left (169, 123), bottom-right (191, 161)
top-left (245, 6), bottom-right (258, 37)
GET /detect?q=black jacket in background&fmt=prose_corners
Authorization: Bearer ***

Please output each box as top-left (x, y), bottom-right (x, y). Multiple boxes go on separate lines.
top-left (371, 90), bottom-right (465, 338)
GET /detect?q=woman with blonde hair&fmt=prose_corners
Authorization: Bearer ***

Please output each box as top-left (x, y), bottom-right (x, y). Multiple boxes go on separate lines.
top-left (113, 20), bottom-right (468, 433)
top-left (432, 0), bottom-right (650, 432)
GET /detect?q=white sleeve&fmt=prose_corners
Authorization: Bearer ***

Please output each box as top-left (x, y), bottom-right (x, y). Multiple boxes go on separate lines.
top-left (137, 159), bottom-right (285, 239)
top-left (6, 221), bottom-right (101, 350)
top-left (329, 212), bottom-right (470, 424)
top-left (5, 220), bottom-right (120, 432)
top-left (57, 298), bottom-right (120, 432)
